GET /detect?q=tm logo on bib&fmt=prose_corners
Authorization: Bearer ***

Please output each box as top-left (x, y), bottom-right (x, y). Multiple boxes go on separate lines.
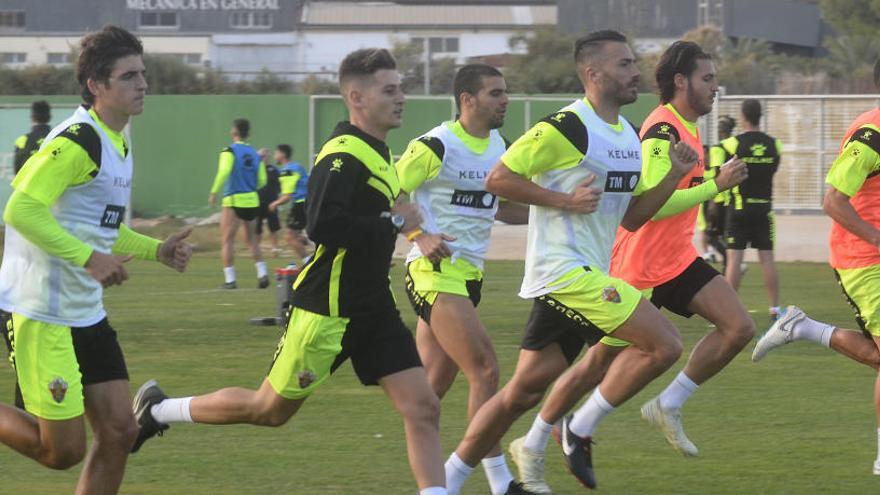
top-left (100, 205), bottom-right (126, 229)
top-left (605, 171), bottom-right (640, 193)
top-left (451, 190), bottom-right (497, 209)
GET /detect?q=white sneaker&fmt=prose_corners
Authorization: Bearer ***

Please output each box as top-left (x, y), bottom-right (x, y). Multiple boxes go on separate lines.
top-left (752, 305), bottom-right (806, 362)
top-left (508, 436), bottom-right (553, 494)
top-left (873, 459), bottom-right (880, 475)
top-left (640, 397), bottom-right (698, 457)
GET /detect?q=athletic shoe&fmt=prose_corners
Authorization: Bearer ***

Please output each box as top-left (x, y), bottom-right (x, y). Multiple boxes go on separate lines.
top-left (556, 414), bottom-right (597, 489)
top-left (873, 459), bottom-right (880, 475)
top-left (740, 262), bottom-right (749, 274)
top-left (131, 379), bottom-right (170, 453)
top-left (222, 281), bottom-right (237, 289)
top-left (258, 276), bottom-right (270, 289)
top-left (508, 436), bottom-right (553, 494)
top-left (752, 305), bottom-right (806, 362)
top-left (505, 480), bottom-right (541, 495)
top-left (640, 397), bottom-right (698, 457)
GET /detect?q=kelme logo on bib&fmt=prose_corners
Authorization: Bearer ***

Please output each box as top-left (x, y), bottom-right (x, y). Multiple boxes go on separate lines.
top-left (49, 377), bottom-right (68, 403)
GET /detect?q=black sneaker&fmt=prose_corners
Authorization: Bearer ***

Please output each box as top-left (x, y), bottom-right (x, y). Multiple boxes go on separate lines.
top-left (131, 379), bottom-right (170, 453)
top-left (558, 414), bottom-right (597, 489)
top-left (505, 480), bottom-right (540, 495)
top-left (222, 281), bottom-right (237, 289)
top-left (257, 276), bottom-right (270, 289)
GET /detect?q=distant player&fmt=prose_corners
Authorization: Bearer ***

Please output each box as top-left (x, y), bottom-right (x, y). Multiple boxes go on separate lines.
top-left (12, 100), bottom-right (51, 175)
top-left (396, 63), bottom-right (529, 495)
top-left (0, 25), bottom-right (192, 494)
top-left (208, 118), bottom-right (269, 289)
top-left (701, 115), bottom-right (736, 265)
top-left (723, 99), bottom-right (783, 320)
top-left (132, 48), bottom-right (451, 495)
top-left (753, 57), bottom-right (880, 475)
top-left (444, 30), bottom-right (698, 494)
top-left (255, 147), bottom-right (283, 256)
top-left (269, 144), bottom-right (310, 262)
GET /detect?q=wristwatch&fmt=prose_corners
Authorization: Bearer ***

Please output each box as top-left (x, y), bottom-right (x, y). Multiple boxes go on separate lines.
top-left (390, 214), bottom-right (406, 233)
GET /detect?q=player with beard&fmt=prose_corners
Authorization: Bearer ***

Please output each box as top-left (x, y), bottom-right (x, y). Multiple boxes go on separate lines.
top-left (444, 30), bottom-right (700, 494)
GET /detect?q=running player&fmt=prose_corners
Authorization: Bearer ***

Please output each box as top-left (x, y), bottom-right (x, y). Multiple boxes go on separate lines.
top-left (509, 40), bottom-right (750, 492)
top-left (444, 30), bottom-right (699, 494)
top-left (269, 144), bottom-right (310, 261)
top-left (132, 48), bottom-right (450, 495)
top-left (702, 115), bottom-right (736, 265)
top-left (753, 58), bottom-right (880, 475)
top-left (396, 63), bottom-right (528, 495)
top-left (0, 25), bottom-right (193, 494)
top-left (208, 118), bottom-right (269, 289)
top-left (723, 99), bottom-right (783, 320)
top-left (255, 147), bottom-right (283, 256)
top-left (12, 100), bottom-right (51, 176)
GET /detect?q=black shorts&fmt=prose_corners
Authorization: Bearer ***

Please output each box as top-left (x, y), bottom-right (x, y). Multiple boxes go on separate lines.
top-left (704, 201), bottom-right (726, 237)
top-left (725, 204), bottom-right (774, 250)
top-left (233, 206), bottom-right (259, 222)
top-left (649, 257), bottom-right (720, 318)
top-left (403, 264), bottom-right (482, 325)
top-left (521, 295), bottom-right (608, 365)
top-left (331, 310), bottom-right (423, 386)
top-left (255, 203), bottom-right (281, 235)
top-left (286, 201), bottom-right (307, 231)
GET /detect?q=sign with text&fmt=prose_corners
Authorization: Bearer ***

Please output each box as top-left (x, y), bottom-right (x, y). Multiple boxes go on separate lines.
top-left (126, 0), bottom-right (280, 10)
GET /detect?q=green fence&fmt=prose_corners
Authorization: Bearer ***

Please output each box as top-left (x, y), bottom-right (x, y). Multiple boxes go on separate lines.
top-left (0, 93), bottom-right (658, 219)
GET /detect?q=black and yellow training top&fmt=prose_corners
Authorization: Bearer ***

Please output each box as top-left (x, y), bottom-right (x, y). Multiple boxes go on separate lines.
top-left (721, 131), bottom-right (782, 209)
top-left (292, 121), bottom-right (401, 318)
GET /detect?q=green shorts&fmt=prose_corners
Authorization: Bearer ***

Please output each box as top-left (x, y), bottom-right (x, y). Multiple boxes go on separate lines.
top-left (267, 307), bottom-right (422, 399)
top-left (404, 257), bottom-right (483, 324)
top-left (4, 313), bottom-right (128, 420)
top-left (834, 265), bottom-right (880, 337)
top-left (521, 266), bottom-right (641, 363)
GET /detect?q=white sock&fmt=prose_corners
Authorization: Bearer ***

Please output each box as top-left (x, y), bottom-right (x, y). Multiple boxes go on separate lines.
top-left (876, 428), bottom-right (880, 462)
top-left (445, 453), bottom-right (474, 495)
top-left (255, 261), bottom-right (268, 278)
top-left (150, 397), bottom-right (194, 424)
top-left (569, 388), bottom-right (615, 438)
top-left (522, 414), bottom-right (554, 454)
top-left (792, 317), bottom-right (834, 347)
top-left (658, 371), bottom-right (699, 411)
top-left (223, 266), bottom-right (236, 283)
top-left (420, 488), bottom-right (447, 495)
top-left (481, 454), bottom-right (513, 495)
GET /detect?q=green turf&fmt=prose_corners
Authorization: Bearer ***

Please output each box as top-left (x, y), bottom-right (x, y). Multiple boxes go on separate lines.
top-left (0, 255), bottom-right (877, 494)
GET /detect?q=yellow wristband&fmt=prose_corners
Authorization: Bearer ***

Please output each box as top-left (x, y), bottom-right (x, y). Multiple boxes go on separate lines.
top-left (405, 228), bottom-right (424, 242)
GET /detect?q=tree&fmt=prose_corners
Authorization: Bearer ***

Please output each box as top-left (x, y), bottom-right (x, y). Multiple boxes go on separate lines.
top-left (819, 0), bottom-right (880, 37)
top-left (391, 38), bottom-right (457, 95)
top-left (681, 26), bottom-right (776, 94)
top-left (503, 27), bottom-right (580, 94)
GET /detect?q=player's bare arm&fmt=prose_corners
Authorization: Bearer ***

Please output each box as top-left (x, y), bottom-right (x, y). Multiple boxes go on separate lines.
top-left (485, 160), bottom-right (601, 213)
top-left (823, 186), bottom-right (880, 247)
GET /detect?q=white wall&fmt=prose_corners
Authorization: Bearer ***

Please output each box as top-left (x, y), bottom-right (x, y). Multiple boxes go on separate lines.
top-left (0, 35), bottom-right (211, 67)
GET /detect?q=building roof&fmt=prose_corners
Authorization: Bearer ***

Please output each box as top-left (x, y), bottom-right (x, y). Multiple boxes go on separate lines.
top-left (301, 1), bottom-right (556, 28)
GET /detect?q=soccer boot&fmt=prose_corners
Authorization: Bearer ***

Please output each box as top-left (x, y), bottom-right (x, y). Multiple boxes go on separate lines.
top-left (508, 436), bottom-right (553, 494)
top-left (641, 397), bottom-right (698, 457)
top-left (752, 305), bottom-right (806, 362)
top-left (257, 276), bottom-right (270, 289)
top-left (222, 281), bottom-right (237, 289)
top-left (505, 480), bottom-right (541, 495)
top-left (131, 379), bottom-right (170, 453)
top-left (556, 414), bottom-right (597, 489)
top-left (873, 459), bottom-right (880, 475)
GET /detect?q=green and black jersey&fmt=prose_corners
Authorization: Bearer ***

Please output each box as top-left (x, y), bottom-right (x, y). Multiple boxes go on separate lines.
top-left (722, 131), bottom-right (782, 209)
top-left (292, 121), bottom-right (401, 318)
top-left (13, 124), bottom-right (51, 175)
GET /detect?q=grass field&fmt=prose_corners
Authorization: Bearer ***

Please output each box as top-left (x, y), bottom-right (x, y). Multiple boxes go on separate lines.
top-left (0, 253), bottom-right (877, 494)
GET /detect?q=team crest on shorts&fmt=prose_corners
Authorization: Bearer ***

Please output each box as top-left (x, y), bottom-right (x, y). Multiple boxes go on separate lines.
top-left (602, 287), bottom-right (621, 304)
top-left (298, 370), bottom-right (317, 389)
top-left (48, 377), bottom-right (68, 403)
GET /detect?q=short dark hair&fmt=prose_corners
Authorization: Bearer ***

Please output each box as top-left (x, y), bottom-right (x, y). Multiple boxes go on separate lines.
top-left (718, 115), bottom-right (736, 136)
top-left (338, 48), bottom-right (397, 88)
top-left (31, 100), bottom-right (50, 124)
top-left (574, 29), bottom-right (628, 64)
top-left (874, 58), bottom-right (879, 90)
top-left (453, 63), bottom-right (503, 112)
top-left (276, 144), bottom-right (292, 159)
top-left (233, 118), bottom-right (250, 139)
top-left (741, 99), bottom-right (762, 126)
top-left (655, 41), bottom-right (712, 104)
top-left (76, 25), bottom-right (143, 105)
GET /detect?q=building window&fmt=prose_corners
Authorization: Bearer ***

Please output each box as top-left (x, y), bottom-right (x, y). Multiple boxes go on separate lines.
top-left (0, 10), bottom-right (25, 29)
top-left (417, 37), bottom-right (459, 54)
top-left (230, 11), bottom-right (273, 29)
top-left (47, 53), bottom-right (72, 64)
top-left (166, 53), bottom-right (202, 65)
top-left (139, 12), bottom-right (178, 28)
top-left (1, 53), bottom-right (27, 64)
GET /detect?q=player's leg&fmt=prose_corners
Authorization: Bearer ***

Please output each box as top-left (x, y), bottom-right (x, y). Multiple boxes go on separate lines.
top-left (268, 209), bottom-right (282, 256)
top-left (872, 335), bottom-right (880, 474)
top-left (725, 248), bottom-right (746, 290)
top-left (77, 379), bottom-right (138, 494)
top-left (448, 345), bottom-right (570, 495)
top-left (415, 317), bottom-right (459, 398)
top-left (220, 207), bottom-right (240, 286)
top-left (381, 366), bottom-right (445, 493)
top-left (758, 249), bottom-right (780, 313)
top-left (241, 212), bottom-right (267, 287)
top-left (0, 407), bottom-right (85, 469)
